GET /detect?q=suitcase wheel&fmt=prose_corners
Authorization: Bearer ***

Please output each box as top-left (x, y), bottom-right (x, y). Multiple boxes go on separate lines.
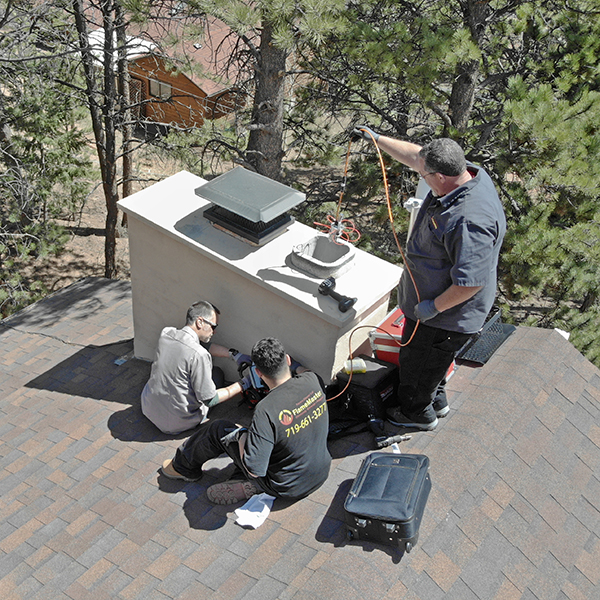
top-left (405, 541), bottom-right (413, 553)
top-left (347, 529), bottom-right (354, 541)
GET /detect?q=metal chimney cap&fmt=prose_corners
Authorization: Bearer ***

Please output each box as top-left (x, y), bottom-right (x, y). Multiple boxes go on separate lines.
top-left (195, 166), bottom-right (306, 223)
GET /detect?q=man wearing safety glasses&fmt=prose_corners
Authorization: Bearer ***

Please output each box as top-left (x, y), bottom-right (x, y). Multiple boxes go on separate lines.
top-left (353, 127), bottom-right (506, 431)
top-left (141, 300), bottom-right (247, 434)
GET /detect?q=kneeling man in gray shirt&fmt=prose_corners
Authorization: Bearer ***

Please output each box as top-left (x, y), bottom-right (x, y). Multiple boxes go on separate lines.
top-left (141, 301), bottom-right (245, 434)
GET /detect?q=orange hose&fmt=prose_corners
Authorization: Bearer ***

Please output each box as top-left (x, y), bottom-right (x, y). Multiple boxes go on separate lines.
top-left (327, 131), bottom-right (424, 403)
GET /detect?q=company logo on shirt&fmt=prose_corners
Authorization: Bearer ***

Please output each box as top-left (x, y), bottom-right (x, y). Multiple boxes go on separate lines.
top-left (292, 390), bottom-right (322, 417)
top-left (279, 409), bottom-right (294, 426)
top-left (282, 393), bottom-right (327, 438)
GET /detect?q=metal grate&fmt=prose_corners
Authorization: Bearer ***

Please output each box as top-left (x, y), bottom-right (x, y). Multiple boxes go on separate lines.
top-left (195, 166), bottom-right (305, 245)
top-left (456, 308), bottom-right (516, 365)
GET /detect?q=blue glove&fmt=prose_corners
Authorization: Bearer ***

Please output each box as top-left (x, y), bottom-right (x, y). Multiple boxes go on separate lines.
top-left (240, 374), bottom-right (252, 391)
top-left (219, 426), bottom-right (247, 445)
top-left (414, 299), bottom-right (440, 322)
top-left (229, 349), bottom-right (252, 366)
top-left (351, 125), bottom-right (379, 142)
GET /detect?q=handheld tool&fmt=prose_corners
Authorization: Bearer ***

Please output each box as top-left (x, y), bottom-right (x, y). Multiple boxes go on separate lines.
top-left (238, 360), bottom-right (268, 408)
top-left (318, 276), bottom-right (357, 312)
top-left (376, 433), bottom-right (412, 449)
top-left (367, 418), bottom-right (412, 448)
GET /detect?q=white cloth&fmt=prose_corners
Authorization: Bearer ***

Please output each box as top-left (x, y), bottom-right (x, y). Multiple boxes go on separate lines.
top-left (141, 326), bottom-right (216, 434)
top-left (235, 493), bottom-right (276, 529)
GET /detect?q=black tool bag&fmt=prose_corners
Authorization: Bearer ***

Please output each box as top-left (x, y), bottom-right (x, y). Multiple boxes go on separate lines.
top-left (335, 354), bottom-right (398, 421)
top-left (344, 452), bottom-right (431, 553)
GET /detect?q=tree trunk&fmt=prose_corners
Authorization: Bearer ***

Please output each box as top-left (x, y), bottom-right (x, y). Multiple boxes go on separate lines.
top-left (245, 21), bottom-right (287, 181)
top-left (73, 0), bottom-right (119, 278)
top-left (116, 2), bottom-right (132, 231)
top-left (448, 0), bottom-right (490, 134)
top-left (449, 60), bottom-right (479, 132)
top-left (101, 3), bottom-right (119, 278)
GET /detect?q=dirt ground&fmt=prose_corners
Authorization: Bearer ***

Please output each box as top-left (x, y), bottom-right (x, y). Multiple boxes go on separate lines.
top-left (27, 194), bottom-right (129, 299)
top-left (30, 147), bottom-right (182, 296)
top-left (42, 198), bottom-right (131, 295)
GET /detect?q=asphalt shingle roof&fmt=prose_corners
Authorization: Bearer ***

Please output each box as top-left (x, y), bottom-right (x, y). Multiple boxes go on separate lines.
top-left (1, 277), bottom-right (599, 600)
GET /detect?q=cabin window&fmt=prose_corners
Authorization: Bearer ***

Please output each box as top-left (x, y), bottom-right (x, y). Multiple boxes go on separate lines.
top-left (149, 79), bottom-right (172, 100)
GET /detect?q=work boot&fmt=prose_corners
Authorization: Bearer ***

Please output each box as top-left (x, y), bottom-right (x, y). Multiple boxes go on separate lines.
top-left (433, 395), bottom-right (449, 418)
top-left (206, 480), bottom-right (259, 505)
top-left (433, 382), bottom-right (450, 417)
top-left (386, 406), bottom-right (438, 431)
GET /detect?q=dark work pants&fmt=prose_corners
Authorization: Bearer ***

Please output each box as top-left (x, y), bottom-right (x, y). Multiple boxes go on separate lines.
top-left (212, 366), bottom-right (225, 388)
top-left (173, 419), bottom-right (249, 480)
top-left (395, 317), bottom-right (471, 417)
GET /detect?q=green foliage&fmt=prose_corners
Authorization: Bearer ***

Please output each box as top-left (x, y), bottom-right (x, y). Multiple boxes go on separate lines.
top-left (0, 1), bottom-right (94, 317)
top-left (563, 307), bottom-right (600, 367)
top-left (147, 112), bottom-right (253, 179)
top-left (288, 0), bottom-right (600, 366)
top-left (192, 0), bottom-right (344, 45)
top-left (495, 12), bottom-right (600, 365)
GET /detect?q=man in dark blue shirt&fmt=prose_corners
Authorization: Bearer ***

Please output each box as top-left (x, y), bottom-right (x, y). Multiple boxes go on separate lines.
top-left (353, 129), bottom-right (506, 430)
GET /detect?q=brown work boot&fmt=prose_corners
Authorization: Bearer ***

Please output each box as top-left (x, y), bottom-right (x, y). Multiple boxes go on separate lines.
top-left (206, 480), bottom-right (259, 505)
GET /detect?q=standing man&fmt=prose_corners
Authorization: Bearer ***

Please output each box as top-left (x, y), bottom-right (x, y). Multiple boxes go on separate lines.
top-left (353, 128), bottom-right (506, 430)
top-left (141, 300), bottom-right (248, 434)
top-left (161, 337), bottom-right (331, 505)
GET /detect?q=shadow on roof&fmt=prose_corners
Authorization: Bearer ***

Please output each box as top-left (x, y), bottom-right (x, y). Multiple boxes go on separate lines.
top-left (22, 338), bottom-right (188, 443)
top-left (0, 277), bottom-right (132, 335)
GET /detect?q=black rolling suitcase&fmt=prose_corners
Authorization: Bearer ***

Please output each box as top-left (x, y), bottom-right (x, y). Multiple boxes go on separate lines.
top-left (344, 452), bottom-right (431, 553)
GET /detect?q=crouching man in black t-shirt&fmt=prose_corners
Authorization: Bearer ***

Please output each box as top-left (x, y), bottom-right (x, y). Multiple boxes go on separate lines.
top-left (161, 337), bottom-right (332, 505)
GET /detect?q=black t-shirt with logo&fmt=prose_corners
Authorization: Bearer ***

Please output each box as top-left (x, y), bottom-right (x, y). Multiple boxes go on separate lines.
top-left (243, 372), bottom-right (331, 499)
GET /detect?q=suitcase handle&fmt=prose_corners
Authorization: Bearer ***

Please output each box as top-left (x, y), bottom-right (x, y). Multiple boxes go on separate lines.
top-left (391, 314), bottom-right (405, 328)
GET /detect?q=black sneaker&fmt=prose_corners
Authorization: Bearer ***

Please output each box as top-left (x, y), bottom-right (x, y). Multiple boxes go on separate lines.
top-left (386, 407), bottom-right (438, 431)
top-left (433, 396), bottom-right (449, 418)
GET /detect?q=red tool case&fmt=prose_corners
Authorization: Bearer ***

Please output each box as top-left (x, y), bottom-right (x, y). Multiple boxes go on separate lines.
top-left (368, 308), bottom-right (456, 380)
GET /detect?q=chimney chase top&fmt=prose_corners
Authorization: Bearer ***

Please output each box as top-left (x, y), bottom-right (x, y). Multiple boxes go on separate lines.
top-left (194, 166), bottom-right (305, 223)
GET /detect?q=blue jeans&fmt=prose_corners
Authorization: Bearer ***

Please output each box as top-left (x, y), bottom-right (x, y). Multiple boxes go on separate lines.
top-left (395, 318), bottom-right (471, 418)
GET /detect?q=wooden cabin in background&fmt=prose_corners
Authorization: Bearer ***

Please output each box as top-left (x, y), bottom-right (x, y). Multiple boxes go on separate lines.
top-left (88, 24), bottom-right (245, 130)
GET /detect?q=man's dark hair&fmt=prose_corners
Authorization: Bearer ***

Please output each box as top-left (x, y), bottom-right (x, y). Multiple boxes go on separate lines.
top-left (251, 337), bottom-right (288, 379)
top-left (186, 300), bottom-right (220, 325)
top-left (419, 138), bottom-right (467, 177)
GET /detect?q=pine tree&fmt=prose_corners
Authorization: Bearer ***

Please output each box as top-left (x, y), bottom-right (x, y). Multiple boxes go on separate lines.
top-left (0, 1), bottom-right (93, 316)
top-left (291, 0), bottom-right (600, 365)
top-left (187, 0), bottom-right (344, 180)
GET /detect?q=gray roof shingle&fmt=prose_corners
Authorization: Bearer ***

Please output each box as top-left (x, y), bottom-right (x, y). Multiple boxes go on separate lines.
top-left (0, 277), bottom-right (599, 599)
